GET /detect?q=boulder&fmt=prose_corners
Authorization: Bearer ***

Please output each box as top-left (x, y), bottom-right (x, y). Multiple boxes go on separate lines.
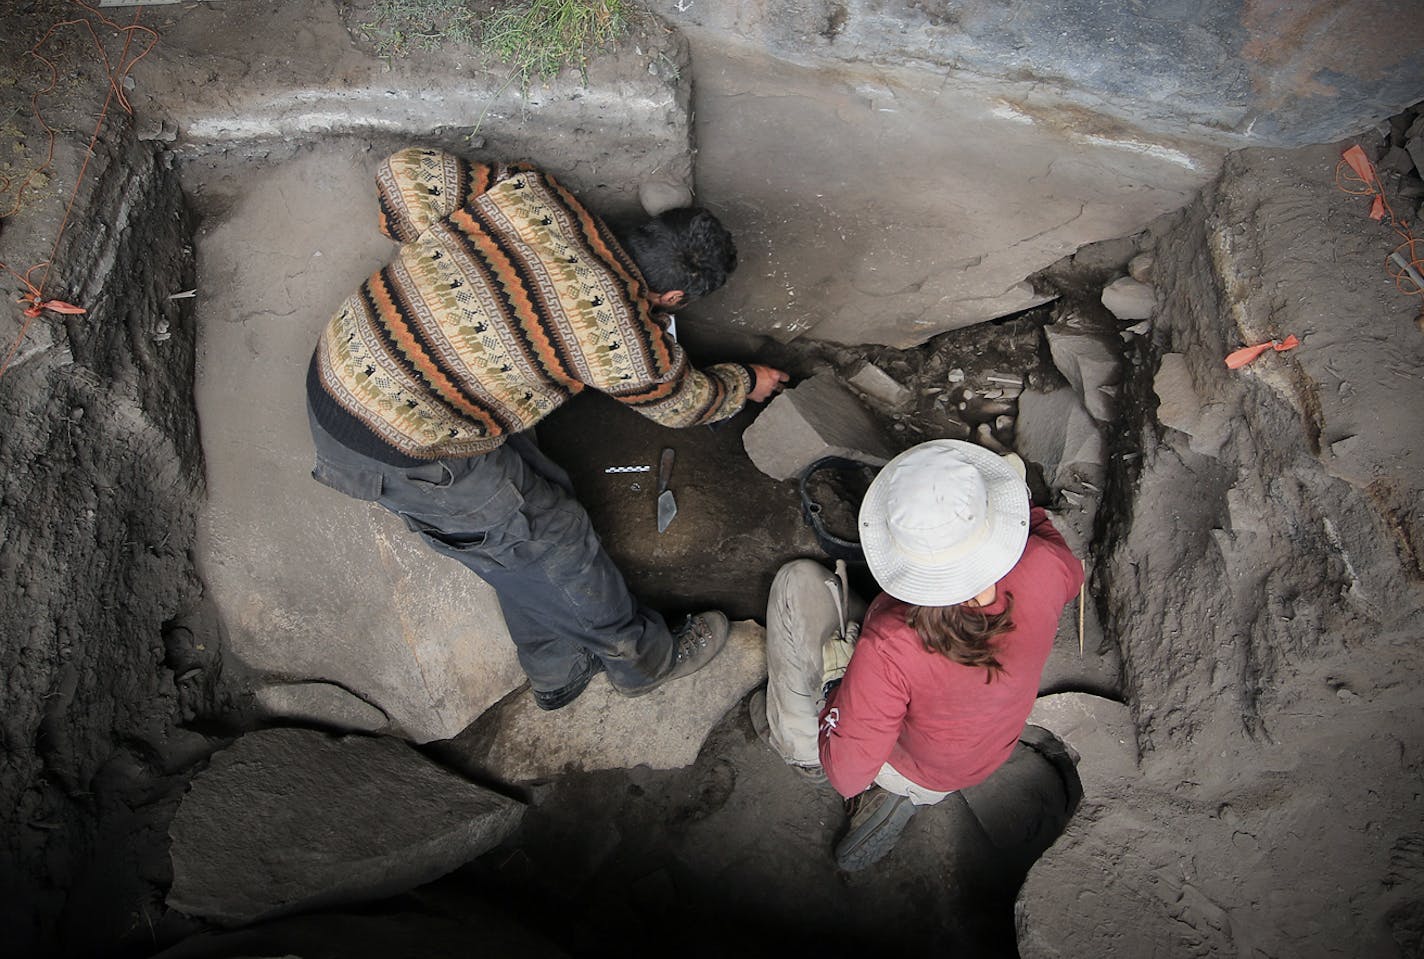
top-left (742, 372), bottom-right (897, 481)
top-left (482, 621), bottom-right (767, 781)
top-left (168, 728), bottom-right (524, 926)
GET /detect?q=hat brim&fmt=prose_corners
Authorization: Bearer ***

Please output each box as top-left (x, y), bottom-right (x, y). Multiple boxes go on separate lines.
top-left (858, 440), bottom-right (1030, 606)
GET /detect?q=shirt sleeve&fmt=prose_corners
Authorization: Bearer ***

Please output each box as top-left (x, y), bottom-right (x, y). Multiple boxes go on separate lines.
top-left (375, 148), bottom-right (534, 242)
top-left (817, 624), bottom-right (911, 799)
top-left (1028, 506), bottom-right (1086, 605)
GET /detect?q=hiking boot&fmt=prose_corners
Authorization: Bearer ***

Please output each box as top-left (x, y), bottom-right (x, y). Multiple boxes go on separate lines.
top-left (532, 655), bottom-right (605, 711)
top-left (612, 611), bottom-right (730, 698)
top-left (748, 687), bottom-right (828, 784)
top-left (833, 785), bottom-right (917, 871)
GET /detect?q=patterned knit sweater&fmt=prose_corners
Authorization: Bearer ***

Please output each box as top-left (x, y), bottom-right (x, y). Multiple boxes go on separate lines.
top-left (308, 148), bottom-right (753, 465)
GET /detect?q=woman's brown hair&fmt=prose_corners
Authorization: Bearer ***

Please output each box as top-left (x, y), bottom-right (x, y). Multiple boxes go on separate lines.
top-left (904, 593), bottom-right (1016, 683)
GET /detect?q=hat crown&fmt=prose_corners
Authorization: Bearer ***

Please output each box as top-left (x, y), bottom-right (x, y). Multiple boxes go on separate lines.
top-left (883, 448), bottom-right (990, 564)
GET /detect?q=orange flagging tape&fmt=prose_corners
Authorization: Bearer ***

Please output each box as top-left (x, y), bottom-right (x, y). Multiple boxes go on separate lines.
top-left (21, 296), bottom-right (87, 318)
top-left (1336, 144), bottom-right (1424, 307)
top-left (0, 1), bottom-right (157, 381)
top-left (1341, 145), bottom-right (1377, 186)
top-left (1225, 334), bottom-right (1300, 370)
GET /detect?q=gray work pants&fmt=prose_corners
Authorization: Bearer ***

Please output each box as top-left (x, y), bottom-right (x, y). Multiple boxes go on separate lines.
top-left (764, 559), bottom-right (953, 805)
top-left (307, 406), bottom-right (674, 695)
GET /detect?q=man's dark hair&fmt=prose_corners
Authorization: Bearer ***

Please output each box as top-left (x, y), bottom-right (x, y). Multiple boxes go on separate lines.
top-left (621, 207), bottom-right (737, 301)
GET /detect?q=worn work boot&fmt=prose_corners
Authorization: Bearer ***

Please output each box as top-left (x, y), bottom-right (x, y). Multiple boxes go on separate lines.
top-left (612, 611), bottom-right (730, 698)
top-left (532, 654), bottom-right (605, 711)
top-left (833, 785), bottom-right (917, 871)
top-left (747, 687), bottom-right (829, 784)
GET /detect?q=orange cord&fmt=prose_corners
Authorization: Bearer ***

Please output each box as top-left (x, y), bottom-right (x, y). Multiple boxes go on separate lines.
top-left (0, 1), bottom-right (159, 380)
top-left (1336, 145), bottom-right (1424, 301)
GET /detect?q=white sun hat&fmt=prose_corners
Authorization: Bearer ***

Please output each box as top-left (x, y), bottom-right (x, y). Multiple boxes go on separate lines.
top-left (857, 440), bottom-right (1030, 606)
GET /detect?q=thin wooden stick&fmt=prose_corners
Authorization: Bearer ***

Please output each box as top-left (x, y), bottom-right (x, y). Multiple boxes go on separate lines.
top-left (1078, 565), bottom-right (1086, 656)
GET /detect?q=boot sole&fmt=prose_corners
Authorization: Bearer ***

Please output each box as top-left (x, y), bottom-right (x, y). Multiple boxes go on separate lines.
top-left (834, 792), bottom-right (917, 871)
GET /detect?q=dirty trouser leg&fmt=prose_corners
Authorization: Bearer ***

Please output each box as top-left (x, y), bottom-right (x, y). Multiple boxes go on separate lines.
top-left (764, 558), bottom-right (860, 769)
top-left (308, 412), bottom-right (674, 694)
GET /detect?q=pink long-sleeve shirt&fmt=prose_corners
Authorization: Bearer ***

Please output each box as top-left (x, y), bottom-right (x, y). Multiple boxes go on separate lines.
top-left (818, 507), bottom-right (1084, 797)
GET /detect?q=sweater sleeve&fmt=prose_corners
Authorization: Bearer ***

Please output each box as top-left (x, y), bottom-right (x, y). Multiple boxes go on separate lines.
top-left (375, 148), bottom-right (534, 242)
top-left (817, 626), bottom-right (911, 798)
top-left (596, 323), bottom-right (754, 427)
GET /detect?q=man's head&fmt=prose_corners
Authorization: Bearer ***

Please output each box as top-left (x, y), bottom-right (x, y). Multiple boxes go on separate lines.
top-left (621, 207), bottom-right (737, 308)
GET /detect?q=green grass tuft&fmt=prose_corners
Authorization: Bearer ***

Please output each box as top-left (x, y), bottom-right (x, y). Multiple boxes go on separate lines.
top-left (481, 0), bottom-right (628, 89)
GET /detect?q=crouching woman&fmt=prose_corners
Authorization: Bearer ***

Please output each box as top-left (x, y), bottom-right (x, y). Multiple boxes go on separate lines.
top-left (760, 439), bottom-right (1084, 869)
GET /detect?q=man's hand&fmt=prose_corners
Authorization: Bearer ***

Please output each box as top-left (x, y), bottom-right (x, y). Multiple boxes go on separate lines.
top-left (749, 364), bottom-right (790, 402)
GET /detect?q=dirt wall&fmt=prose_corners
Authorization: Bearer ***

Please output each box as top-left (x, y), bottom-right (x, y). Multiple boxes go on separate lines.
top-left (0, 40), bottom-right (204, 951)
top-left (1020, 134), bottom-right (1424, 956)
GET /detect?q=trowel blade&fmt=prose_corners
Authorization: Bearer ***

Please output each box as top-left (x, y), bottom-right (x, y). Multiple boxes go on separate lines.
top-left (657, 489), bottom-right (677, 533)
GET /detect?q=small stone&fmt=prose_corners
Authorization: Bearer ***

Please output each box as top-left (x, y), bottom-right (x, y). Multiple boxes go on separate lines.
top-left (1100, 276), bottom-right (1155, 321)
top-left (1128, 252), bottom-right (1156, 284)
top-left (846, 361), bottom-right (912, 409)
top-left (639, 178), bottom-right (694, 217)
top-left (975, 422), bottom-right (1009, 454)
top-left (1378, 145), bottom-right (1416, 176)
top-left (947, 368), bottom-right (965, 384)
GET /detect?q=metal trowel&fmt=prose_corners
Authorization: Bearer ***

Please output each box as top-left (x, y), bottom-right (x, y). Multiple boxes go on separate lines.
top-left (656, 447), bottom-right (677, 533)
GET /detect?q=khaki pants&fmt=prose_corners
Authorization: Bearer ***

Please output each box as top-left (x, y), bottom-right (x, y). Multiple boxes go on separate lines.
top-left (763, 559), bottom-right (952, 806)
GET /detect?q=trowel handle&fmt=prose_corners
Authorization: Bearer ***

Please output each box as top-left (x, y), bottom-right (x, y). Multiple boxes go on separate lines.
top-left (657, 447), bottom-right (675, 494)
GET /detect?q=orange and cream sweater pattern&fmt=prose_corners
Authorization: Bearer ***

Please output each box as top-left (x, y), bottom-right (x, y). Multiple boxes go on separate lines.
top-left (312, 148), bottom-right (752, 461)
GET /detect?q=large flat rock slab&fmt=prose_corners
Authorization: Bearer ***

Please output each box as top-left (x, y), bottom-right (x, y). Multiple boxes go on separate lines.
top-left (189, 142), bottom-right (526, 743)
top-left (483, 621), bottom-right (767, 781)
top-left (650, 0), bottom-right (1424, 147)
top-left (168, 728), bottom-right (524, 926)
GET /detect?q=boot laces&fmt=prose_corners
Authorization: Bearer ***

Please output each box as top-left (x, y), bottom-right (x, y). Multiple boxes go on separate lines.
top-left (675, 616), bottom-right (709, 660)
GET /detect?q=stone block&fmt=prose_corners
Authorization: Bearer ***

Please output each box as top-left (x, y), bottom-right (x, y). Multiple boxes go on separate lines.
top-left (482, 621), bottom-right (767, 781)
top-left (846, 361), bottom-right (913, 409)
top-left (1044, 324), bottom-right (1122, 423)
top-left (1100, 275), bottom-right (1156, 321)
top-left (1153, 353), bottom-right (1233, 457)
top-left (168, 728), bottom-right (524, 926)
top-left (1015, 387), bottom-right (1106, 495)
top-left (742, 372), bottom-right (897, 481)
